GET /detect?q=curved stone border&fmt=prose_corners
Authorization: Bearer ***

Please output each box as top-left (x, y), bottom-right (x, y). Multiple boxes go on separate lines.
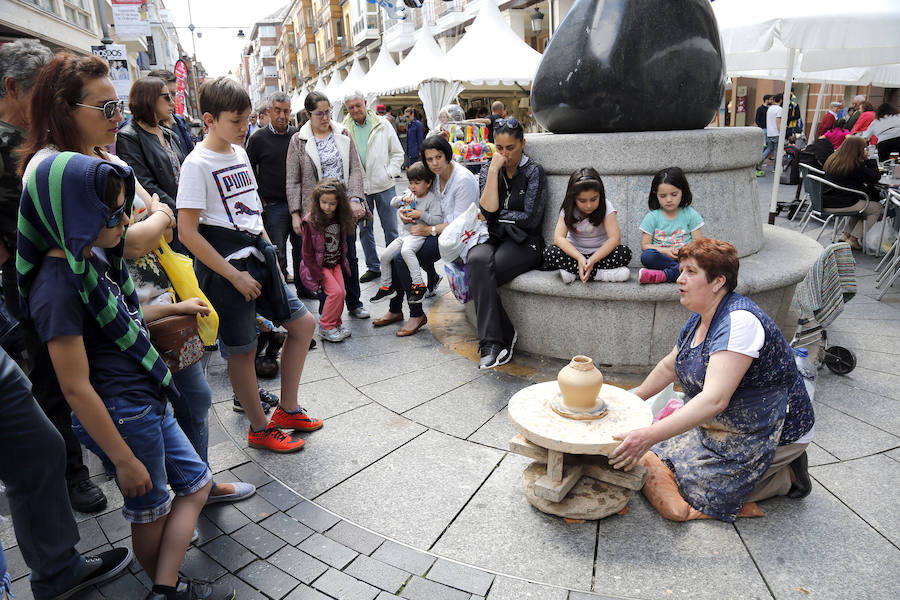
top-left (465, 226), bottom-right (822, 366)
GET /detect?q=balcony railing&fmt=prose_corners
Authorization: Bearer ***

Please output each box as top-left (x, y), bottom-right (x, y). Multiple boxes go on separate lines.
top-left (351, 13), bottom-right (379, 43)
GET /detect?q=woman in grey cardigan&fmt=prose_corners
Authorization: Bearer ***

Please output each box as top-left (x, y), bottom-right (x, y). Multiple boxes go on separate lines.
top-left (286, 91), bottom-right (370, 321)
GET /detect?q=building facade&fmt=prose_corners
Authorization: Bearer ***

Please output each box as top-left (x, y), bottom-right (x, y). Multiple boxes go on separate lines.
top-left (247, 4), bottom-right (289, 109)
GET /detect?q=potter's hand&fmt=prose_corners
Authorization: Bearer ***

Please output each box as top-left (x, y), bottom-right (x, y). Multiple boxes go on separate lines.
top-left (609, 427), bottom-right (655, 471)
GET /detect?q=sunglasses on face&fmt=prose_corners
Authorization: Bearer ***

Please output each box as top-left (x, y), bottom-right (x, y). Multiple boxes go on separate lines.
top-left (160, 92), bottom-right (173, 102)
top-left (105, 203), bottom-right (129, 228)
top-left (75, 99), bottom-right (126, 120)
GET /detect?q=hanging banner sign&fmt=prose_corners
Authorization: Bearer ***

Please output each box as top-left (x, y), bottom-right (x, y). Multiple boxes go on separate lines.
top-left (112, 0), bottom-right (151, 39)
top-left (174, 60), bottom-right (188, 116)
top-left (92, 44), bottom-right (132, 104)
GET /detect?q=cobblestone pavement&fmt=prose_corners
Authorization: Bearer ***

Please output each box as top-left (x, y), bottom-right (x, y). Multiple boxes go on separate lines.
top-left (1, 173), bottom-right (899, 599)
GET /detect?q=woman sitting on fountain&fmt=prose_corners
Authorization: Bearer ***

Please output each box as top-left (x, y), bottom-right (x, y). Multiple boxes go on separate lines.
top-left (609, 238), bottom-right (814, 522)
top-left (470, 118), bottom-right (547, 370)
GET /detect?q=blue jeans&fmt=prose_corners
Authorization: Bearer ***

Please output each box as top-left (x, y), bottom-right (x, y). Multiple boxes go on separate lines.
top-left (761, 135), bottom-right (779, 162)
top-left (319, 232), bottom-right (363, 313)
top-left (358, 187), bottom-right (399, 272)
top-left (641, 248), bottom-right (680, 282)
top-left (72, 397), bottom-right (211, 523)
top-left (171, 361), bottom-right (216, 489)
top-left (262, 200), bottom-right (292, 280)
top-left (0, 348), bottom-right (84, 599)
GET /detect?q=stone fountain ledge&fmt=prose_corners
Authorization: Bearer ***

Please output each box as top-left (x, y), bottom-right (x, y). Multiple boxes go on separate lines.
top-left (471, 225), bottom-right (822, 367)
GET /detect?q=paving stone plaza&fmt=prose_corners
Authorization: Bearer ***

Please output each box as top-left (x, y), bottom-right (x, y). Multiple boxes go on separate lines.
top-left (1, 178), bottom-right (898, 599)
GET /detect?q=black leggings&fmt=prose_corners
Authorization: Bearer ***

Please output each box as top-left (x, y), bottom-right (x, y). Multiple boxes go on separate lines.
top-left (542, 244), bottom-right (632, 277)
top-left (468, 239), bottom-right (541, 347)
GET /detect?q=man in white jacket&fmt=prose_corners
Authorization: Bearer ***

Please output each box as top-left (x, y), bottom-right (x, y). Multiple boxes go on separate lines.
top-left (343, 91), bottom-right (405, 283)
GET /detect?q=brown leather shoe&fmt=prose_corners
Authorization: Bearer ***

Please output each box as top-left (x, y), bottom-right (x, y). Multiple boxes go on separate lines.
top-left (396, 316), bottom-right (427, 337)
top-left (373, 313), bottom-right (404, 327)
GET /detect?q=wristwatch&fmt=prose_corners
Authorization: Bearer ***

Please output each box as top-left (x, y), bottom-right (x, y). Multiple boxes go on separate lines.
top-left (431, 225), bottom-right (437, 236)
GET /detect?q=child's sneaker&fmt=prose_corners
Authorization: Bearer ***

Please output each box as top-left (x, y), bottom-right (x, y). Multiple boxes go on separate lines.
top-left (247, 424), bottom-right (305, 453)
top-left (559, 269), bottom-right (577, 284)
top-left (319, 326), bottom-right (345, 343)
top-left (270, 406), bottom-right (324, 431)
top-left (594, 267), bottom-right (630, 282)
top-left (338, 323), bottom-right (351, 340)
top-left (639, 268), bottom-right (667, 284)
top-left (408, 283), bottom-right (427, 303)
top-left (369, 285), bottom-right (396, 303)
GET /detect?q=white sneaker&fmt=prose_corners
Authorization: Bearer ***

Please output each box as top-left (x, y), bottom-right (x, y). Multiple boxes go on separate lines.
top-left (559, 269), bottom-right (577, 284)
top-left (594, 267), bottom-right (630, 282)
top-left (338, 324), bottom-right (351, 340)
top-left (319, 327), bottom-right (345, 342)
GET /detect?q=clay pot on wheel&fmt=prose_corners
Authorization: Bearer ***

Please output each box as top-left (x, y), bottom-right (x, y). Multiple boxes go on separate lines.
top-left (557, 356), bottom-right (604, 411)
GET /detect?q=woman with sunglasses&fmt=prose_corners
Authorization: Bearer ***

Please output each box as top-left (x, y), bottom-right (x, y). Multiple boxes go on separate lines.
top-left (287, 91), bottom-right (369, 329)
top-left (470, 117), bottom-right (547, 369)
top-left (19, 53), bottom-right (175, 257)
top-left (115, 77), bottom-right (184, 215)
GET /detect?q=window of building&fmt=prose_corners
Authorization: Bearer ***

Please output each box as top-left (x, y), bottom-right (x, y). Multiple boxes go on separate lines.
top-left (25, 0), bottom-right (60, 16)
top-left (335, 19), bottom-right (343, 39)
top-left (305, 7), bottom-right (313, 27)
top-left (145, 35), bottom-right (157, 65)
top-left (63, 0), bottom-right (92, 30)
top-left (260, 25), bottom-right (277, 37)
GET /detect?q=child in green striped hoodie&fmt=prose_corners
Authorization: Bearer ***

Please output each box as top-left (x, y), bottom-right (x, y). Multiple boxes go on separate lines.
top-left (17, 152), bottom-right (228, 599)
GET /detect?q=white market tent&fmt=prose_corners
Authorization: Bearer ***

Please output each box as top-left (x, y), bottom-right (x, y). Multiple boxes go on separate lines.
top-left (441, 1), bottom-right (542, 87)
top-left (380, 21), bottom-right (450, 95)
top-left (335, 58), bottom-right (367, 105)
top-left (358, 44), bottom-right (399, 104)
top-left (714, 0), bottom-right (900, 221)
top-left (323, 70), bottom-right (343, 101)
top-left (290, 88), bottom-right (306, 115)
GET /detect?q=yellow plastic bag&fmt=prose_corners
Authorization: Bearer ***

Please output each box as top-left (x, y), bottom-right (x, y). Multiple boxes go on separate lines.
top-left (153, 237), bottom-right (219, 346)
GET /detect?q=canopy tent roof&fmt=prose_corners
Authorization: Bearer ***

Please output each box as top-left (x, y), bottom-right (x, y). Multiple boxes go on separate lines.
top-left (715, 0), bottom-right (900, 72)
top-left (379, 22), bottom-right (449, 96)
top-left (713, 0), bottom-right (900, 220)
top-left (312, 76), bottom-right (326, 93)
top-left (730, 64), bottom-right (900, 87)
top-left (442, 1), bottom-right (542, 86)
top-left (290, 88), bottom-right (306, 114)
top-left (323, 70), bottom-right (344, 101)
top-left (334, 58), bottom-right (367, 104)
top-left (358, 44), bottom-right (400, 100)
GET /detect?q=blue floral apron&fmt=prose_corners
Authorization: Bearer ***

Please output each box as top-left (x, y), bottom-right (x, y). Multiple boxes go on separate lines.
top-left (652, 293), bottom-right (814, 522)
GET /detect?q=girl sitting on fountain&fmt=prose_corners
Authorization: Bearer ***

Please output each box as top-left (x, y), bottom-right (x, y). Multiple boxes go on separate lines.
top-left (542, 168), bottom-right (632, 283)
top-left (638, 167), bottom-right (705, 284)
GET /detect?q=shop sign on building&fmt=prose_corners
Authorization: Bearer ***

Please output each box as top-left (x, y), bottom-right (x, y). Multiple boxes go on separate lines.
top-left (174, 60), bottom-right (189, 116)
top-left (92, 44), bottom-right (132, 103)
top-left (112, 0), bottom-right (151, 39)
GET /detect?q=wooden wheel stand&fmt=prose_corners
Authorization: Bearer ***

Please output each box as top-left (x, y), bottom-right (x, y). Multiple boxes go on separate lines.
top-left (507, 381), bottom-right (653, 520)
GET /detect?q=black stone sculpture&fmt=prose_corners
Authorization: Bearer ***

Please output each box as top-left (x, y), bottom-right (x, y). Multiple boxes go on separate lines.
top-left (531, 0), bottom-right (725, 134)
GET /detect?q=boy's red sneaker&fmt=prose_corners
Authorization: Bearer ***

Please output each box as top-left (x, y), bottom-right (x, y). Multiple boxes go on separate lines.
top-left (248, 424), bottom-right (305, 453)
top-left (269, 406), bottom-right (324, 432)
top-left (639, 268), bottom-right (667, 284)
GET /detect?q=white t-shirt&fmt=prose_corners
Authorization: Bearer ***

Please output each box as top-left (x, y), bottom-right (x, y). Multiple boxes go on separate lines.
top-left (766, 105), bottom-right (784, 137)
top-left (563, 200), bottom-right (616, 253)
top-left (176, 144), bottom-right (264, 236)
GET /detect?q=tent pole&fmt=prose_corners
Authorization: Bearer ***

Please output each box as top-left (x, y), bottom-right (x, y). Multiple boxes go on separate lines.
top-left (809, 80), bottom-right (827, 140)
top-left (769, 48), bottom-right (797, 225)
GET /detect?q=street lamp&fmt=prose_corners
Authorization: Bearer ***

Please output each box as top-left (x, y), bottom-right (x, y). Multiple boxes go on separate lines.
top-left (530, 7), bottom-right (545, 33)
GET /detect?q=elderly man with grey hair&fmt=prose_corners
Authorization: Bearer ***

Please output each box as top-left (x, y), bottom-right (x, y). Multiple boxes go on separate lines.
top-left (0, 38), bottom-right (136, 600)
top-left (846, 94), bottom-right (867, 129)
top-left (246, 90), bottom-right (303, 286)
top-left (342, 90), bottom-right (405, 283)
top-left (817, 100), bottom-right (843, 138)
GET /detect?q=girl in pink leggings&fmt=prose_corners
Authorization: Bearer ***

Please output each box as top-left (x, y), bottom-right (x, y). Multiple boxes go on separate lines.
top-left (300, 179), bottom-right (354, 342)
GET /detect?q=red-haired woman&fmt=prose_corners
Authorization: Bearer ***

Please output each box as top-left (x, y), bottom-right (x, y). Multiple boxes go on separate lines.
top-left (610, 238), bottom-right (815, 522)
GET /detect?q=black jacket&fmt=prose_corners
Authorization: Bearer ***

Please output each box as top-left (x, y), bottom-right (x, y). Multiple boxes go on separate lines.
top-left (115, 121), bottom-right (184, 210)
top-left (478, 157), bottom-right (547, 245)
top-left (823, 159), bottom-right (880, 209)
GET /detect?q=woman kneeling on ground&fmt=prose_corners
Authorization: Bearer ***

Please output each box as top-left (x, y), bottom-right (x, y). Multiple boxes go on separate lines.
top-left (470, 117), bottom-right (547, 369)
top-left (610, 238), bottom-right (814, 522)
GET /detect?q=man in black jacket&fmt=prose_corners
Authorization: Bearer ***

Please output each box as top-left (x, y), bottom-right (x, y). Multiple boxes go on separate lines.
top-left (755, 94), bottom-right (772, 130)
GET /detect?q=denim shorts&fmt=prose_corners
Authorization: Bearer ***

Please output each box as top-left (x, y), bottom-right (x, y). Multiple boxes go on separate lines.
top-left (199, 260), bottom-right (307, 355)
top-left (71, 397), bottom-right (211, 524)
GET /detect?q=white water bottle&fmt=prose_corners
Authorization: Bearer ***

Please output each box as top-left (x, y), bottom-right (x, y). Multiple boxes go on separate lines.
top-left (793, 347), bottom-right (816, 399)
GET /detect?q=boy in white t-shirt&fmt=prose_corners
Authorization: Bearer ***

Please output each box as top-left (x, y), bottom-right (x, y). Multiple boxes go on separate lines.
top-left (177, 77), bottom-right (320, 453)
